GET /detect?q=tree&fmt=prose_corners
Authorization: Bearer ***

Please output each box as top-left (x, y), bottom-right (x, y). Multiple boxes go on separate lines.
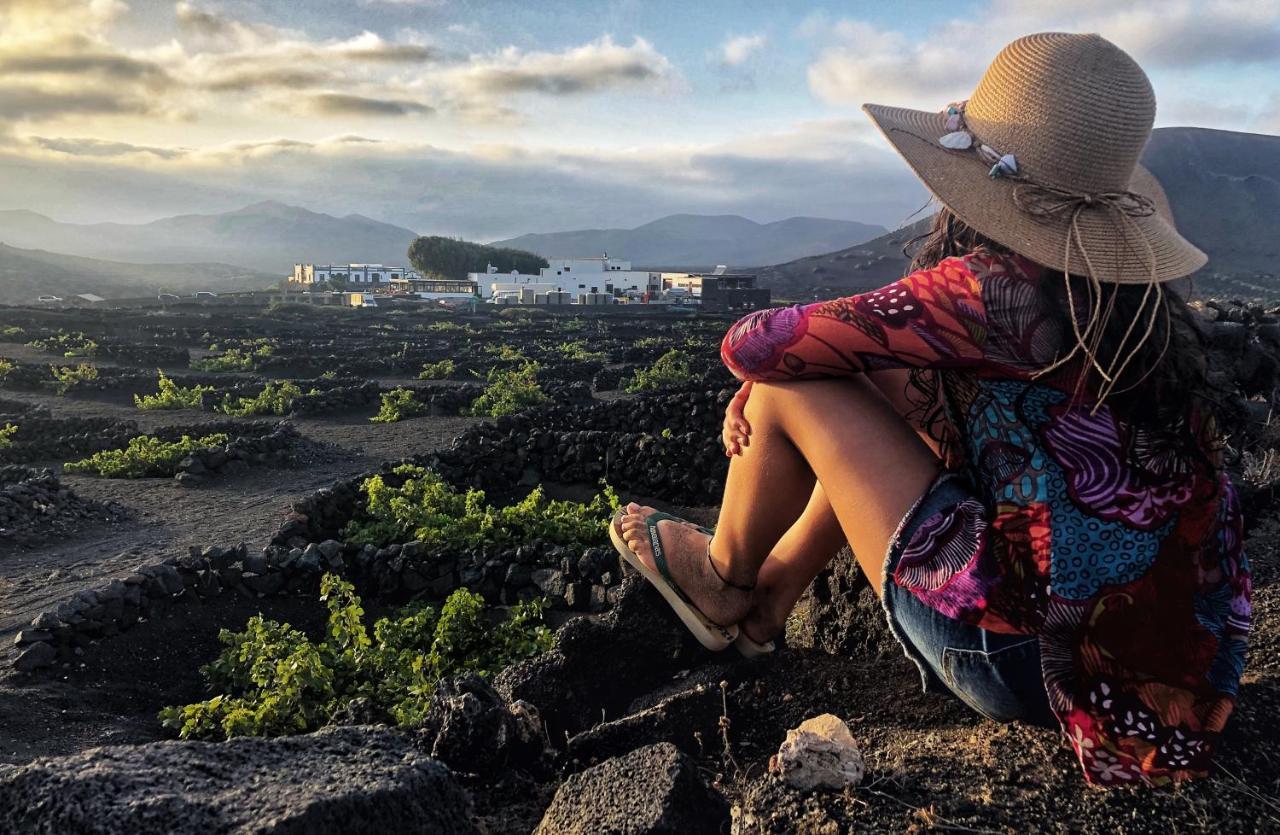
top-left (407, 236), bottom-right (549, 281)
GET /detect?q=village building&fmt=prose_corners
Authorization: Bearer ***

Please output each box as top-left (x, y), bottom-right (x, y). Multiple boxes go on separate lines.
top-left (469, 255), bottom-right (660, 302)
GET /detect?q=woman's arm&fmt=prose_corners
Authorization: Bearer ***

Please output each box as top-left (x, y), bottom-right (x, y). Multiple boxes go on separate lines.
top-left (721, 256), bottom-right (989, 382)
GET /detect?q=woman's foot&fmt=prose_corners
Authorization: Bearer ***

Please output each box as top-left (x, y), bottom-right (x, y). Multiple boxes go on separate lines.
top-left (738, 592), bottom-right (789, 648)
top-left (616, 502), bottom-right (754, 628)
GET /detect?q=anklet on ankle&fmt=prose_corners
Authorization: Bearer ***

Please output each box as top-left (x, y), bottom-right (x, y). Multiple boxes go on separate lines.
top-left (706, 539), bottom-right (755, 591)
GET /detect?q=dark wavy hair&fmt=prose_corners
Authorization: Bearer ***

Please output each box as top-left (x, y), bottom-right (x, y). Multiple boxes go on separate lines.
top-left (905, 207), bottom-right (1220, 473)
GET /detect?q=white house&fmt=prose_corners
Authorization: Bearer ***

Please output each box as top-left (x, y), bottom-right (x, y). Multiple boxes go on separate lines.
top-left (291, 263), bottom-right (422, 287)
top-left (469, 255), bottom-right (660, 301)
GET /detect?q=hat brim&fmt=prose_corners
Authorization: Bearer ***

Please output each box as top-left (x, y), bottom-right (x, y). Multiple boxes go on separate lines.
top-left (862, 102), bottom-right (1208, 284)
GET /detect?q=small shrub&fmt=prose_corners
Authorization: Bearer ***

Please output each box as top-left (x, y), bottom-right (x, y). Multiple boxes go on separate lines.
top-left (220, 380), bottom-right (307, 417)
top-left (158, 575), bottom-right (554, 739)
top-left (0, 422), bottom-right (16, 448)
top-left (371, 387), bottom-right (424, 423)
top-left (625, 349), bottom-right (695, 393)
top-left (343, 463), bottom-right (619, 550)
top-left (50, 363), bottom-right (99, 395)
top-left (191, 343), bottom-right (273, 372)
top-left (28, 331), bottom-right (98, 357)
top-left (65, 432), bottom-right (228, 478)
top-left (556, 340), bottom-right (607, 363)
top-left (423, 321), bottom-right (474, 334)
top-left (634, 335), bottom-right (669, 350)
top-left (465, 362), bottom-right (548, 417)
top-left (0, 358), bottom-right (13, 384)
top-left (1, 326), bottom-right (25, 338)
top-left (417, 359), bottom-right (456, 379)
top-left (135, 370), bottom-right (213, 410)
top-left (482, 344), bottom-right (528, 362)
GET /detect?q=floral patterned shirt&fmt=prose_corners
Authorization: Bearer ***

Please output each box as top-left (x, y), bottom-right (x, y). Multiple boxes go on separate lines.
top-left (720, 251), bottom-right (1251, 787)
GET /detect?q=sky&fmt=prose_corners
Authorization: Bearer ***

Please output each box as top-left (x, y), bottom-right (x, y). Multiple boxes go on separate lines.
top-left (2, 0), bottom-right (1278, 241)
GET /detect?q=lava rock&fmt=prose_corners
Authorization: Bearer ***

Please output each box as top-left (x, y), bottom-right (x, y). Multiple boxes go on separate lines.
top-left (13, 640), bottom-right (57, 672)
top-left (534, 742), bottom-right (727, 835)
top-left (421, 674), bottom-right (546, 775)
top-left (0, 726), bottom-right (478, 834)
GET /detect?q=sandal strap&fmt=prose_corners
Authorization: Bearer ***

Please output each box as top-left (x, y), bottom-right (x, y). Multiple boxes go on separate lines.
top-left (706, 539), bottom-right (755, 592)
top-left (642, 511), bottom-right (724, 618)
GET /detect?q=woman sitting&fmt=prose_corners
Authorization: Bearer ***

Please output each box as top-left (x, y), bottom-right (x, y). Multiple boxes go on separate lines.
top-left (611, 32), bottom-right (1251, 787)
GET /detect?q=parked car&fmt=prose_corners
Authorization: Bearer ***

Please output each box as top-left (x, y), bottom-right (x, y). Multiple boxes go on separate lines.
top-left (157, 293), bottom-right (181, 303)
top-left (360, 297), bottom-right (379, 308)
top-left (37, 295), bottom-right (63, 304)
top-left (192, 291), bottom-right (218, 300)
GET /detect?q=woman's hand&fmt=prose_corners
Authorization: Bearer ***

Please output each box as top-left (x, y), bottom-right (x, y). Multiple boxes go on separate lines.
top-left (722, 381), bottom-right (753, 457)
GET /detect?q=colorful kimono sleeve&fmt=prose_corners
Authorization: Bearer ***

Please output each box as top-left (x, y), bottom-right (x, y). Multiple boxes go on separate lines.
top-left (720, 257), bottom-right (990, 381)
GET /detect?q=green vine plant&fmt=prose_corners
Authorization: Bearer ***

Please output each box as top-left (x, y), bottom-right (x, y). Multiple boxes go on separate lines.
top-left (27, 331), bottom-right (99, 358)
top-left (0, 422), bottom-right (17, 448)
top-left (65, 433), bottom-right (228, 478)
top-left (343, 463), bottom-right (619, 551)
top-left (465, 362), bottom-right (548, 417)
top-left (220, 381), bottom-right (309, 417)
top-left (50, 363), bottom-right (99, 395)
top-left (625, 349), bottom-right (696, 393)
top-left (0, 358), bottom-right (14, 385)
top-left (158, 574), bottom-right (554, 739)
top-left (371, 387), bottom-right (425, 423)
top-left (417, 359), bottom-right (457, 380)
top-left (556, 340), bottom-right (608, 363)
top-left (190, 342), bottom-right (274, 372)
top-left (135, 370), bottom-right (214, 410)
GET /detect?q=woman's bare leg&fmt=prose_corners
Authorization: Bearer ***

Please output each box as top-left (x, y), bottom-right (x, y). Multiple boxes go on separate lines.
top-left (616, 377), bottom-right (940, 630)
top-left (738, 369), bottom-right (943, 641)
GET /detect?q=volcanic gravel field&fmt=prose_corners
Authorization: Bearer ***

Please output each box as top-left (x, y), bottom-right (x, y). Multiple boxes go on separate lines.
top-left (0, 300), bottom-right (1276, 834)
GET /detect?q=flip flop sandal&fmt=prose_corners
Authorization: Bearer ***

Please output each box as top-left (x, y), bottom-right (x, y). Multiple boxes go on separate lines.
top-left (610, 509), bottom-right (739, 651)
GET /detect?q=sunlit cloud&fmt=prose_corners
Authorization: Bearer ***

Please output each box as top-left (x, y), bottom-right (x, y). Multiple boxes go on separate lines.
top-left (718, 33), bottom-right (766, 67)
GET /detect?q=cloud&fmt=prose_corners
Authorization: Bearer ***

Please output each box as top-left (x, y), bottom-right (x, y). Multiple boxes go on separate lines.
top-left (0, 122), bottom-right (918, 238)
top-left (806, 0), bottom-right (1280, 109)
top-left (29, 136), bottom-right (188, 158)
top-left (302, 93), bottom-right (435, 117)
top-left (452, 36), bottom-right (676, 96)
top-left (0, 86), bottom-right (156, 118)
top-left (718, 33), bottom-right (766, 67)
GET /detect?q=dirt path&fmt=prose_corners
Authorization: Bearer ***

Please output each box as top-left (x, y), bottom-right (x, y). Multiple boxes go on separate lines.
top-left (0, 387), bottom-right (477, 648)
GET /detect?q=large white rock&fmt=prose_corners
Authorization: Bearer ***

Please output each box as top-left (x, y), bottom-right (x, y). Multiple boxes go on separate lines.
top-left (770, 713), bottom-right (865, 791)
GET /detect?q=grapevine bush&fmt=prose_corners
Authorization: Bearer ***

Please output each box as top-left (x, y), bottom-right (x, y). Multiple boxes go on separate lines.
top-left (28, 331), bottom-right (98, 357)
top-left (371, 387), bottom-right (424, 423)
top-left (556, 340), bottom-right (608, 363)
top-left (65, 432), bottom-right (228, 478)
top-left (418, 359), bottom-right (457, 379)
top-left (50, 363), bottom-right (99, 395)
top-left (135, 371), bottom-right (213, 410)
top-left (159, 574), bottom-right (554, 739)
top-left (220, 381), bottom-right (308, 416)
top-left (625, 349), bottom-right (696, 392)
top-left (0, 422), bottom-right (16, 448)
top-left (343, 463), bottom-right (619, 550)
top-left (191, 343), bottom-right (273, 372)
top-left (465, 362), bottom-right (548, 417)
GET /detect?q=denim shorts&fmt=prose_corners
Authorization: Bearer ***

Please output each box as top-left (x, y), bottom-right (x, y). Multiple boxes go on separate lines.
top-left (880, 475), bottom-right (1055, 726)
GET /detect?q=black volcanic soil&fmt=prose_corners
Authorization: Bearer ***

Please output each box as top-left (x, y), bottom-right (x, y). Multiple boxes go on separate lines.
top-left (0, 306), bottom-right (1277, 834)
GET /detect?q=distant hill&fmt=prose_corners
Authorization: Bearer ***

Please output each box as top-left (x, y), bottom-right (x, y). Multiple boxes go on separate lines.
top-left (490, 214), bottom-right (887, 269)
top-left (760, 127), bottom-right (1280, 300)
top-left (1141, 127), bottom-right (1280, 275)
top-left (0, 201), bottom-right (420, 275)
top-left (0, 243), bottom-right (276, 305)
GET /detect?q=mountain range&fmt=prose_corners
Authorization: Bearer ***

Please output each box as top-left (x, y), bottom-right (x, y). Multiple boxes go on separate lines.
top-left (759, 127), bottom-right (1280, 299)
top-left (489, 214), bottom-right (887, 269)
top-left (0, 201), bottom-right (421, 275)
top-left (0, 126), bottom-right (1274, 302)
top-left (0, 244), bottom-right (275, 305)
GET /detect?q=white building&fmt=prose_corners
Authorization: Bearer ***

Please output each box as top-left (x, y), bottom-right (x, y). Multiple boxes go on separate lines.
top-left (291, 263), bottom-right (422, 287)
top-left (469, 255), bottom-right (660, 302)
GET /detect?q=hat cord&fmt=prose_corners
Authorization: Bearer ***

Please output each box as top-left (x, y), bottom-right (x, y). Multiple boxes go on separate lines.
top-left (891, 103), bottom-right (1170, 412)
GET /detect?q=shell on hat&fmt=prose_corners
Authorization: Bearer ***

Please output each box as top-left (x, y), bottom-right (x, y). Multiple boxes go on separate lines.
top-left (939, 131), bottom-right (973, 150)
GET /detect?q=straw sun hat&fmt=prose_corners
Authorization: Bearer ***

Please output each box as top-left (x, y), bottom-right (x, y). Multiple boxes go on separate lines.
top-left (863, 32), bottom-right (1207, 285)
